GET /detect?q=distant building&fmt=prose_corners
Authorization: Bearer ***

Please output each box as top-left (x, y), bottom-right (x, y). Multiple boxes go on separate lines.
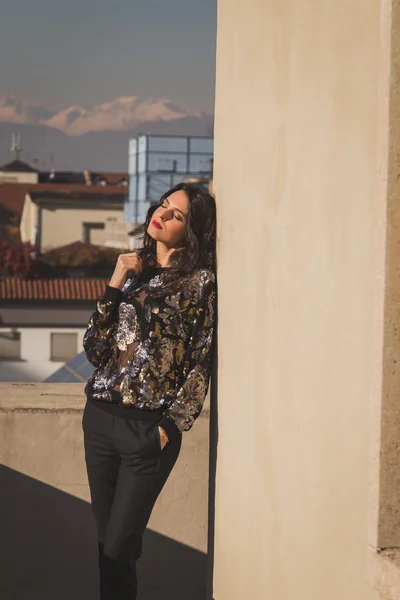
top-left (20, 185), bottom-right (127, 251)
top-left (38, 169), bottom-right (128, 187)
top-left (127, 134), bottom-right (213, 223)
top-left (0, 169), bottom-right (129, 245)
top-left (0, 160), bottom-right (39, 185)
top-left (0, 278), bottom-right (106, 382)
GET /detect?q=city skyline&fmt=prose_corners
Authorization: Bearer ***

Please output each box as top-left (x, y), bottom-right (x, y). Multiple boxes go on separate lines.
top-left (0, 0), bottom-right (217, 116)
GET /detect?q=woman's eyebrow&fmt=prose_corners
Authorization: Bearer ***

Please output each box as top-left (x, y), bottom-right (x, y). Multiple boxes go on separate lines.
top-left (165, 197), bottom-right (187, 218)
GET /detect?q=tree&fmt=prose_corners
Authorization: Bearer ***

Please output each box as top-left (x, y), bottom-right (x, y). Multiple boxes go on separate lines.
top-left (0, 242), bottom-right (41, 279)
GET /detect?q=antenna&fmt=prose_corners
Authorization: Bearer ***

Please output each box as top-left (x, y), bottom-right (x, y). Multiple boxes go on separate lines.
top-left (11, 132), bottom-right (22, 160)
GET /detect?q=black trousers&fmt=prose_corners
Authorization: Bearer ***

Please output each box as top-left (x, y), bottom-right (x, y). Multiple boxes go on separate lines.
top-left (82, 400), bottom-right (182, 600)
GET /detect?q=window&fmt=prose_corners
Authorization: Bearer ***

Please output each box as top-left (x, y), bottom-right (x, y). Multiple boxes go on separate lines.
top-left (0, 330), bottom-right (21, 360)
top-left (82, 222), bottom-right (105, 244)
top-left (157, 158), bottom-right (178, 172)
top-left (50, 332), bottom-right (77, 362)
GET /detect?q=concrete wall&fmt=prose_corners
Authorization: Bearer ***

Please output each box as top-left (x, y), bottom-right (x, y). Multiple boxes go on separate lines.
top-left (20, 194), bottom-right (37, 244)
top-left (367, 1), bottom-right (400, 598)
top-left (103, 219), bottom-right (132, 249)
top-left (41, 208), bottom-right (125, 250)
top-left (213, 0), bottom-right (383, 599)
top-left (0, 171), bottom-right (38, 184)
top-left (0, 327), bottom-right (86, 382)
top-left (0, 383), bottom-right (210, 599)
top-left (20, 195), bottom-right (125, 249)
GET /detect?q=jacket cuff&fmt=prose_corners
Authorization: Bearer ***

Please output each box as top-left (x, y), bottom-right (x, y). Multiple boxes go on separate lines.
top-left (159, 415), bottom-right (181, 442)
top-left (103, 285), bottom-right (123, 303)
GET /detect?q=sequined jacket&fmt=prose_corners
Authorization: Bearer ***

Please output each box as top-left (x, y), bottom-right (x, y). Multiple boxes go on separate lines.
top-left (83, 267), bottom-right (216, 440)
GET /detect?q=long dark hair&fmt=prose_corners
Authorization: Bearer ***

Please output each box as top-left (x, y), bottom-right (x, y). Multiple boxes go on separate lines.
top-left (134, 183), bottom-right (216, 272)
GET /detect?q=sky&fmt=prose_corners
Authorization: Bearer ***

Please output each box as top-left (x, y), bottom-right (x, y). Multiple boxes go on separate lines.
top-left (0, 0), bottom-right (217, 114)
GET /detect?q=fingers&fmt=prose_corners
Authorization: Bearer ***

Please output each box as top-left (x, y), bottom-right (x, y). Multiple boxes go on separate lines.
top-left (117, 252), bottom-right (143, 276)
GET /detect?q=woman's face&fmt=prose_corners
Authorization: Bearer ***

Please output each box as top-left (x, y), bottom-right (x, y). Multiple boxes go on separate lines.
top-left (147, 189), bottom-right (189, 247)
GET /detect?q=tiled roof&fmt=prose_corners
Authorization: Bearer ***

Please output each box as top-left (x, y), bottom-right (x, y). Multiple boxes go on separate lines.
top-left (92, 172), bottom-right (128, 185)
top-left (0, 159), bottom-right (38, 173)
top-left (0, 183), bottom-right (32, 216)
top-left (29, 183), bottom-right (125, 196)
top-left (29, 186), bottom-right (126, 202)
top-left (0, 182), bottom-right (126, 216)
top-left (37, 170), bottom-right (129, 186)
top-left (38, 171), bottom-right (87, 185)
top-left (0, 278), bottom-right (108, 301)
top-left (42, 241), bottom-right (122, 264)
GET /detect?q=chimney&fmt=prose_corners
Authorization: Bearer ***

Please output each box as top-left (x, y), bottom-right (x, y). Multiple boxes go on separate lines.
top-left (83, 170), bottom-right (92, 186)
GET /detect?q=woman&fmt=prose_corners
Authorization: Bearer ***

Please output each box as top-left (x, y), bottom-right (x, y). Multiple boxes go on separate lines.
top-left (82, 183), bottom-right (216, 599)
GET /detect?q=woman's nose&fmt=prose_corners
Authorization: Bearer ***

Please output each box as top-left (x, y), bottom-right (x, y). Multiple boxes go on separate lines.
top-left (160, 210), bottom-right (171, 221)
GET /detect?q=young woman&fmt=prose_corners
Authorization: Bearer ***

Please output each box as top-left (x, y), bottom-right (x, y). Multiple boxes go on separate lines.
top-left (82, 183), bottom-right (216, 599)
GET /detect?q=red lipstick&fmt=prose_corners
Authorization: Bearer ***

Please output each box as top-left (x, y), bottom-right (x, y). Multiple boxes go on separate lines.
top-left (152, 220), bottom-right (162, 230)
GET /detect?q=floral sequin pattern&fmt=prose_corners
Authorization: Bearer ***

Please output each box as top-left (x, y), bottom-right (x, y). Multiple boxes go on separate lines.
top-left (83, 267), bottom-right (216, 434)
top-left (147, 274), bottom-right (163, 290)
top-left (114, 303), bottom-right (140, 351)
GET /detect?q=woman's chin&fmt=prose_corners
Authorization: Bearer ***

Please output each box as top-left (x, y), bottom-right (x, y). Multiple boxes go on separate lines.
top-left (147, 226), bottom-right (161, 241)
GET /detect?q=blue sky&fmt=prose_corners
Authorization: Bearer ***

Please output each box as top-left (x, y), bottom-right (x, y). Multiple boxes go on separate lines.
top-left (0, 0), bottom-right (217, 113)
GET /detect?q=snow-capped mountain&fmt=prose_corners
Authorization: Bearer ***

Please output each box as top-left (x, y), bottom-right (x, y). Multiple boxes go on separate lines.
top-left (46, 97), bottom-right (203, 135)
top-left (0, 94), bottom-right (213, 170)
top-left (0, 95), bottom-right (206, 135)
top-left (0, 95), bottom-right (54, 125)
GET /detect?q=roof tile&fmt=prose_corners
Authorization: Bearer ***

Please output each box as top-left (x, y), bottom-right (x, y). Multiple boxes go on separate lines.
top-left (0, 278), bottom-right (108, 301)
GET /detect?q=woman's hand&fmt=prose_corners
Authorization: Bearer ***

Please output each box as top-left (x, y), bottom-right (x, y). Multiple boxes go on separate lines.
top-left (108, 252), bottom-right (143, 290)
top-left (158, 426), bottom-right (169, 450)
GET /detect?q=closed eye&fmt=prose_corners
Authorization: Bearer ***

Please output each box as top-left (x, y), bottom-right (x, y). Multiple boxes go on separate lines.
top-left (161, 200), bottom-right (185, 222)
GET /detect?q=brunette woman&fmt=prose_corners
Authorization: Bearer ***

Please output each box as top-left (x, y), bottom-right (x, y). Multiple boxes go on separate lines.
top-left (82, 183), bottom-right (216, 599)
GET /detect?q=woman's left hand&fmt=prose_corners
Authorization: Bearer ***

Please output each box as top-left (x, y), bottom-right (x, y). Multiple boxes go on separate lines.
top-left (158, 426), bottom-right (169, 450)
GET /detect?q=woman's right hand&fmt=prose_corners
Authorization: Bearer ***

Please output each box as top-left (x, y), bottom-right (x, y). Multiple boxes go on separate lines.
top-left (108, 252), bottom-right (143, 290)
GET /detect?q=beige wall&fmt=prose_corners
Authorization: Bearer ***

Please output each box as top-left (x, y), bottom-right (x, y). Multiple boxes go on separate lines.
top-left (41, 208), bottom-right (124, 250)
top-left (0, 171), bottom-right (38, 184)
top-left (20, 194), bottom-right (37, 244)
top-left (20, 195), bottom-right (125, 249)
top-left (213, 0), bottom-right (384, 599)
top-left (39, 211), bottom-right (118, 250)
top-left (0, 383), bottom-right (210, 598)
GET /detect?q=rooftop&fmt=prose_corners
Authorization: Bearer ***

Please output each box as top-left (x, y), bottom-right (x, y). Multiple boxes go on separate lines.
top-left (0, 277), bottom-right (107, 302)
top-left (0, 182), bottom-right (127, 217)
top-left (37, 170), bottom-right (128, 186)
top-left (0, 183), bottom-right (34, 216)
top-left (0, 159), bottom-right (39, 173)
top-left (29, 186), bottom-right (126, 203)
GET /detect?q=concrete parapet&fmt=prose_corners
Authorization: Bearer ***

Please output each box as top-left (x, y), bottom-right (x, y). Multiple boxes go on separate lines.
top-left (0, 382), bottom-right (209, 599)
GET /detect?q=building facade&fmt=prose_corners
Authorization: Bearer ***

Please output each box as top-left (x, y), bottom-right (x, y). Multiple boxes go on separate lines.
top-left (127, 134), bottom-right (213, 223)
top-left (20, 186), bottom-right (126, 251)
top-left (0, 326), bottom-right (87, 382)
top-left (0, 160), bottom-right (39, 185)
top-left (0, 278), bottom-right (106, 382)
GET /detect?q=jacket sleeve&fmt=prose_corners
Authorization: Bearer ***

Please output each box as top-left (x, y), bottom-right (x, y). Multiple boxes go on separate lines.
top-left (83, 285), bottom-right (123, 368)
top-left (159, 273), bottom-right (216, 441)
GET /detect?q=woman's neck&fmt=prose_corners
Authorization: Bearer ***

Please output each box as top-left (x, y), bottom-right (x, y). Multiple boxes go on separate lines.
top-left (156, 242), bottom-right (176, 268)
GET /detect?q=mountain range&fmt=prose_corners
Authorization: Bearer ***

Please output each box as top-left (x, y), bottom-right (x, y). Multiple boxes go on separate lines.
top-left (0, 95), bottom-right (214, 171)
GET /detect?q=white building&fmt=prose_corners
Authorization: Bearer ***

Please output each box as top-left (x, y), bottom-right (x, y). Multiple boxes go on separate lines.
top-left (0, 159), bottom-right (39, 185)
top-left (20, 186), bottom-right (126, 251)
top-left (0, 278), bottom-right (106, 382)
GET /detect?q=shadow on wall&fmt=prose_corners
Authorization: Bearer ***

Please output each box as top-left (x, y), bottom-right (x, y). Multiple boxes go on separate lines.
top-left (0, 465), bottom-right (207, 600)
top-left (206, 327), bottom-right (218, 600)
top-left (0, 363), bottom-right (44, 383)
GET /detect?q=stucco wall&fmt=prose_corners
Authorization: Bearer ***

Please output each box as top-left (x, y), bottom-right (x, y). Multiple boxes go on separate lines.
top-left (41, 208), bottom-right (124, 249)
top-left (0, 327), bottom-right (87, 382)
top-left (0, 383), bottom-right (210, 599)
top-left (19, 194), bottom-right (37, 244)
top-left (213, 0), bottom-right (382, 599)
top-left (0, 171), bottom-right (38, 184)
